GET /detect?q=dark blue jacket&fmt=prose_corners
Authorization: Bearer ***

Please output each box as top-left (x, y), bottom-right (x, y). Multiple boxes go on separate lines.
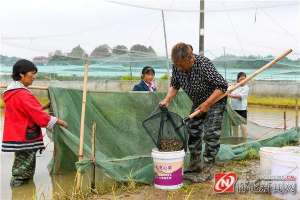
top-left (132, 80), bottom-right (156, 92)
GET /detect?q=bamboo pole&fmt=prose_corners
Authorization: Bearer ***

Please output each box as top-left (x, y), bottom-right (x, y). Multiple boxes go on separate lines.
top-left (189, 49), bottom-right (293, 119)
top-left (76, 62), bottom-right (89, 191)
top-left (91, 121), bottom-right (96, 192)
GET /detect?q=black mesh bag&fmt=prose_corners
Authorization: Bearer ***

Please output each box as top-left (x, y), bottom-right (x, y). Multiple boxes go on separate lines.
top-left (142, 106), bottom-right (188, 152)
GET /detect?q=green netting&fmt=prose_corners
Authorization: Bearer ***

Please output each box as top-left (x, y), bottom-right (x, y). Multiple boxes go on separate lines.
top-left (47, 87), bottom-right (300, 184)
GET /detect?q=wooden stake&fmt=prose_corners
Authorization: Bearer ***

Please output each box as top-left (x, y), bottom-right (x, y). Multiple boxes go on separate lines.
top-left (284, 111), bottom-right (287, 131)
top-left (296, 99), bottom-right (299, 129)
top-left (189, 49), bottom-right (293, 119)
top-left (76, 62), bottom-right (89, 191)
top-left (91, 121), bottom-right (96, 191)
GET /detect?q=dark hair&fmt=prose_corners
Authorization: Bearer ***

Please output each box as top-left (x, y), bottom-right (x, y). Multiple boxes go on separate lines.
top-left (12, 59), bottom-right (38, 81)
top-left (142, 66), bottom-right (155, 76)
top-left (237, 72), bottom-right (246, 80)
top-left (171, 42), bottom-right (193, 64)
top-left (187, 44), bottom-right (193, 51)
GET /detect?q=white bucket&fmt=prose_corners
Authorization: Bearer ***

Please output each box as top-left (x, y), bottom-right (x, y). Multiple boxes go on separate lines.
top-left (259, 147), bottom-right (300, 177)
top-left (259, 147), bottom-right (280, 176)
top-left (271, 152), bottom-right (300, 200)
top-left (151, 148), bottom-right (185, 190)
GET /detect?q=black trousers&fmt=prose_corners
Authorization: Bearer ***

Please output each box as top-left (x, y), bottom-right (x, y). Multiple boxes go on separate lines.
top-left (235, 110), bottom-right (247, 119)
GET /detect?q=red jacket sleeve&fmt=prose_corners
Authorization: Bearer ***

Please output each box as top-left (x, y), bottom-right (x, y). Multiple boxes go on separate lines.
top-left (19, 90), bottom-right (51, 128)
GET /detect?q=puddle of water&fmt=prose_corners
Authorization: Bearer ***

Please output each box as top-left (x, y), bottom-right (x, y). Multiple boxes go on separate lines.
top-left (0, 106), bottom-right (299, 199)
top-left (0, 110), bottom-right (114, 200)
top-left (248, 106), bottom-right (299, 129)
top-left (1, 146), bottom-right (113, 200)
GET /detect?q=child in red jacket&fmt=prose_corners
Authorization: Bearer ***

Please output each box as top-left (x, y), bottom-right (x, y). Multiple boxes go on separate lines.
top-left (2, 59), bottom-right (68, 187)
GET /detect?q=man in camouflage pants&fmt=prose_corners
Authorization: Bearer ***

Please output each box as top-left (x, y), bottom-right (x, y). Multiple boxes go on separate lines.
top-left (186, 103), bottom-right (226, 182)
top-left (10, 150), bottom-right (37, 187)
top-left (160, 43), bottom-right (228, 183)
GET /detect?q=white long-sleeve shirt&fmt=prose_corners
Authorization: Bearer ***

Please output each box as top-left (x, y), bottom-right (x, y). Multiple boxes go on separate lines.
top-left (231, 85), bottom-right (249, 110)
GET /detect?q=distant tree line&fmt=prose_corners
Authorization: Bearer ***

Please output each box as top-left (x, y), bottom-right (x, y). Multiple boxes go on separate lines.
top-left (39, 44), bottom-right (157, 65)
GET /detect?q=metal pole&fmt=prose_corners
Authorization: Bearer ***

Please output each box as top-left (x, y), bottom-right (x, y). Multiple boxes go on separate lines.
top-left (223, 46), bottom-right (227, 80)
top-left (161, 10), bottom-right (170, 77)
top-left (199, 0), bottom-right (205, 56)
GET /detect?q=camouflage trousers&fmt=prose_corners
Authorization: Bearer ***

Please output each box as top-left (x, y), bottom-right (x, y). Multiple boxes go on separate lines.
top-left (11, 150), bottom-right (37, 187)
top-left (187, 102), bottom-right (226, 170)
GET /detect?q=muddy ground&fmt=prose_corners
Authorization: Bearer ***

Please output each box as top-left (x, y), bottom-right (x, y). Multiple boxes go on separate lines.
top-left (87, 159), bottom-right (279, 200)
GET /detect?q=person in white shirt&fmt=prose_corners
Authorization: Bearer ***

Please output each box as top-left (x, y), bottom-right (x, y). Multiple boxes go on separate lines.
top-left (229, 72), bottom-right (249, 138)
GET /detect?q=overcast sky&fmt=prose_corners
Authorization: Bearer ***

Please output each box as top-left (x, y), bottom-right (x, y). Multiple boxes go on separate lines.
top-left (0, 0), bottom-right (299, 59)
